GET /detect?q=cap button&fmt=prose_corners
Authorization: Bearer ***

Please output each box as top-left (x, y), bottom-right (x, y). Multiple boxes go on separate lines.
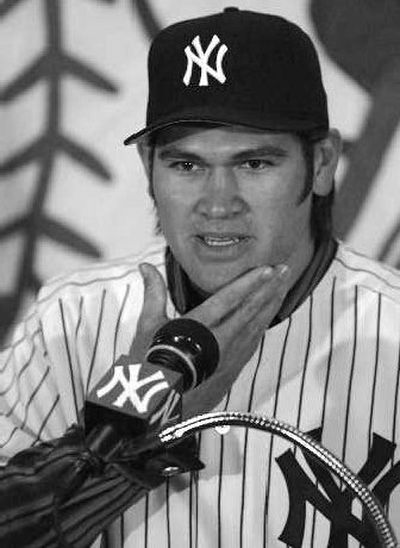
top-left (224, 7), bottom-right (239, 12)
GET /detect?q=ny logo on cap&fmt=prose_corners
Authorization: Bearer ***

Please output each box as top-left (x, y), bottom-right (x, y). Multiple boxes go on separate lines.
top-left (183, 34), bottom-right (228, 87)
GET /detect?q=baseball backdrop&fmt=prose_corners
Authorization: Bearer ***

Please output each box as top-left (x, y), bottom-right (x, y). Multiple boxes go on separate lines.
top-left (1, 0), bottom-right (400, 343)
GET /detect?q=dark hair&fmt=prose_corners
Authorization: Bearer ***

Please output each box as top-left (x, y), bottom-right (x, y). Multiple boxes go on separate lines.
top-left (297, 130), bottom-right (334, 241)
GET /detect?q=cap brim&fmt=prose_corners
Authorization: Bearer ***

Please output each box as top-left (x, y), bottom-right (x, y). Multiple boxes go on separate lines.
top-left (123, 106), bottom-right (327, 145)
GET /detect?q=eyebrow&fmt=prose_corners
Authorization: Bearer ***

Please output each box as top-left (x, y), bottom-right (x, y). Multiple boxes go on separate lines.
top-left (158, 147), bottom-right (204, 162)
top-left (157, 144), bottom-right (289, 162)
top-left (231, 145), bottom-right (289, 161)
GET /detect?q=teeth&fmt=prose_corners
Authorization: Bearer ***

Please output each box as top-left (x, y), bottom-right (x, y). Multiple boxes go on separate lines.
top-left (203, 236), bottom-right (241, 247)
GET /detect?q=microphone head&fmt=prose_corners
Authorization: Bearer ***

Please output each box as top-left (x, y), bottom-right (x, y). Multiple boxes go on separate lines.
top-left (146, 318), bottom-right (219, 390)
top-left (85, 356), bottom-right (183, 436)
top-left (85, 318), bottom-right (219, 436)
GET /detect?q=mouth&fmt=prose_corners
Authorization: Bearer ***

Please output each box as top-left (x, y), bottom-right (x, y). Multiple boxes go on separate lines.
top-left (196, 234), bottom-right (250, 248)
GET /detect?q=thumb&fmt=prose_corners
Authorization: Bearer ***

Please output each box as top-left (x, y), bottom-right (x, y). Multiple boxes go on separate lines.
top-left (137, 262), bottom-right (169, 332)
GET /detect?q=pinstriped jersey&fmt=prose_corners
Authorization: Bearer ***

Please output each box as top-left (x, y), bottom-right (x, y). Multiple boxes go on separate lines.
top-left (1, 240), bottom-right (400, 547)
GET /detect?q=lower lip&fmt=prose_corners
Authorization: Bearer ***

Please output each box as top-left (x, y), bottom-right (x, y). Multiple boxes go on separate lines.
top-left (194, 236), bottom-right (250, 259)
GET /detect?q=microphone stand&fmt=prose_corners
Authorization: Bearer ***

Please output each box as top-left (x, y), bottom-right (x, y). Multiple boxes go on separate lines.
top-left (158, 411), bottom-right (399, 548)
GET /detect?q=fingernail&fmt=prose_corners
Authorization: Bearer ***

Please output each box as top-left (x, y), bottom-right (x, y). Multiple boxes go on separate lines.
top-left (276, 264), bottom-right (290, 278)
top-left (261, 266), bottom-right (273, 278)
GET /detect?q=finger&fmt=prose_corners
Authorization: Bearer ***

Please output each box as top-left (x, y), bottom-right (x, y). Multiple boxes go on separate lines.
top-left (218, 264), bottom-right (290, 327)
top-left (212, 265), bottom-right (290, 342)
top-left (235, 264), bottom-right (290, 323)
top-left (137, 262), bottom-right (169, 332)
top-left (188, 264), bottom-right (289, 327)
top-left (186, 264), bottom-right (277, 325)
top-left (255, 274), bottom-right (289, 325)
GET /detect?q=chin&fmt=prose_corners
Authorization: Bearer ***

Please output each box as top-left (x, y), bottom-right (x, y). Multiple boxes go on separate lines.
top-left (188, 264), bottom-right (250, 295)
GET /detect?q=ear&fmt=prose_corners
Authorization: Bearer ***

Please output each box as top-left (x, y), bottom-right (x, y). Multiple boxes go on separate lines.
top-left (312, 129), bottom-right (342, 196)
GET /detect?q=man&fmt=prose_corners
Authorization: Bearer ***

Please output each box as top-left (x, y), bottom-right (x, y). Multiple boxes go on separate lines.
top-left (1, 7), bottom-right (400, 547)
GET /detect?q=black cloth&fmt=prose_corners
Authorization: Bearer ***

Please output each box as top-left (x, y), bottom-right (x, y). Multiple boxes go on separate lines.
top-left (0, 425), bottom-right (203, 547)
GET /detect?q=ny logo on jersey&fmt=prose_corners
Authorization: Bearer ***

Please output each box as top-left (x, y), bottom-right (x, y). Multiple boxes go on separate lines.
top-left (277, 429), bottom-right (400, 547)
top-left (96, 363), bottom-right (169, 413)
top-left (183, 34), bottom-right (228, 87)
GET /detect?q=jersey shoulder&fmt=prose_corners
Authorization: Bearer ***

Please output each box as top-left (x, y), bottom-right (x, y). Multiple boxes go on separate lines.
top-left (37, 239), bottom-right (167, 309)
top-left (332, 242), bottom-right (400, 304)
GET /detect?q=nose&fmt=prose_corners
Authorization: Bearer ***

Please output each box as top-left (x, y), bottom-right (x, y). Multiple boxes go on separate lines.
top-left (195, 167), bottom-right (247, 219)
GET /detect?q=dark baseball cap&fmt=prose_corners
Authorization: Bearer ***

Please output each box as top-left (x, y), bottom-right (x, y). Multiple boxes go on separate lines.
top-left (124, 7), bottom-right (329, 145)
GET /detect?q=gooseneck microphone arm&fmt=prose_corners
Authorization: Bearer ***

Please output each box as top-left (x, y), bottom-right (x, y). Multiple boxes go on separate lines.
top-left (159, 412), bottom-right (398, 548)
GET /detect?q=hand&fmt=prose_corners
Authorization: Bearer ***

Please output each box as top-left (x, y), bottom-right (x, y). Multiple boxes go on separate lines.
top-left (129, 262), bottom-right (291, 419)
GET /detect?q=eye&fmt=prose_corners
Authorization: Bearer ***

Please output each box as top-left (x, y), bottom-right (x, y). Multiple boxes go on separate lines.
top-left (170, 161), bottom-right (199, 172)
top-left (241, 159), bottom-right (272, 170)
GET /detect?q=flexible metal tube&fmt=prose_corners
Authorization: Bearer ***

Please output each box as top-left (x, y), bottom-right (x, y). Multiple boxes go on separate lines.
top-left (159, 411), bottom-right (398, 548)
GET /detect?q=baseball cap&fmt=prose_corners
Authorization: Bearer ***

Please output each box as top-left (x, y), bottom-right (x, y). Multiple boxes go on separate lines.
top-left (124, 7), bottom-right (329, 145)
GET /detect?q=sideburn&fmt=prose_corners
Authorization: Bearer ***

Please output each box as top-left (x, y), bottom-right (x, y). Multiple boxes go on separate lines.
top-left (297, 136), bottom-right (315, 204)
top-left (146, 144), bottom-right (163, 235)
top-left (296, 134), bottom-right (334, 241)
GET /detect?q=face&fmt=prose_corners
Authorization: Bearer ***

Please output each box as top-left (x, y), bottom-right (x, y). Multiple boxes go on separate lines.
top-left (145, 125), bottom-right (328, 294)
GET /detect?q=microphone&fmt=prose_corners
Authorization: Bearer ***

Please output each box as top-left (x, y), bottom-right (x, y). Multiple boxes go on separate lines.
top-left (54, 319), bottom-right (218, 504)
top-left (84, 318), bottom-right (219, 460)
